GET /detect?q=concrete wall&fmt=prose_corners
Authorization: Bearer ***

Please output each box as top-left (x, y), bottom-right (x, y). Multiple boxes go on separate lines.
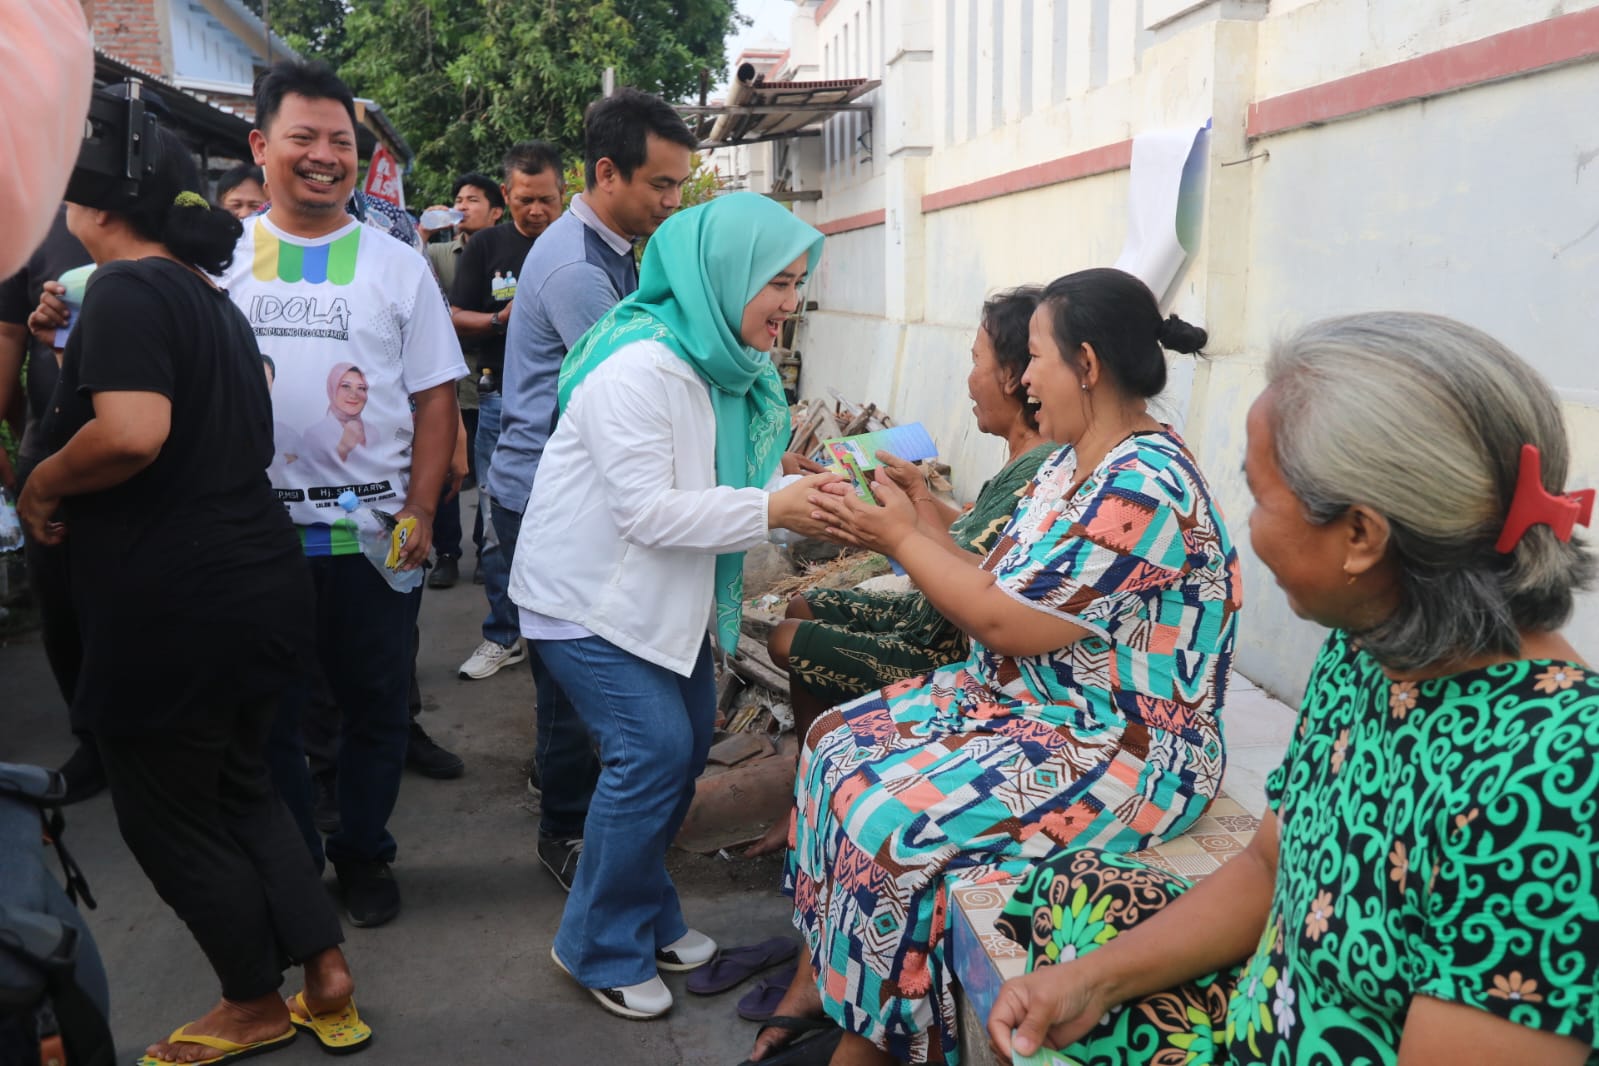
top-left (789, 0), bottom-right (1599, 703)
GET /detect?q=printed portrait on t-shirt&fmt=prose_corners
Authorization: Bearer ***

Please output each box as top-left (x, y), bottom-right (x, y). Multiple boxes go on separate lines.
top-left (223, 216), bottom-right (466, 525)
top-left (300, 362), bottom-right (369, 466)
top-left (491, 270), bottom-right (517, 302)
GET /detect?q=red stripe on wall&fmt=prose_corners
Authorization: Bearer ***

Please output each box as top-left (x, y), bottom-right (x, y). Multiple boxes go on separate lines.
top-left (816, 0), bottom-right (840, 24)
top-left (920, 139), bottom-right (1134, 214)
top-left (816, 209), bottom-right (887, 235)
top-left (1247, 6), bottom-right (1599, 138)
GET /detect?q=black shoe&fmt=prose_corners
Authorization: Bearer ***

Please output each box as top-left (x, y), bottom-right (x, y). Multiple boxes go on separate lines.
top-left (537, 836), bottom-right (583, 893)
top-left (472, 557), bottom-right (485, 585)
top-left (56, 743), bottom-right (107, 805)
top-left (312, 771), bottom-right (341, 835)
top-left (428, 555), bottom-right (460, 589)
top-left (406, 720), bottom-right (465, 779)
top-left (335, 860), bottom-right (401, 928)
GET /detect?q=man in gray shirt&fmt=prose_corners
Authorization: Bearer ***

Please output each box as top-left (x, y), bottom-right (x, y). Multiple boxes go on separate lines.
top-left (487, 88), bottom-right (696, 890)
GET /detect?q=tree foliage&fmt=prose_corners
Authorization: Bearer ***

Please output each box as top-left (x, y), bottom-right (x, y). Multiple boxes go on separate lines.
top-left (328, 0), bottom-right (741, 204)
top-left (240, 0), bottom-right (349, 62)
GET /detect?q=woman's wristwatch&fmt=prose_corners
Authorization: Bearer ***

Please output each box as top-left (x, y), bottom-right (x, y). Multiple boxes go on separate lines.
top-left (490, 309), bottom-right (505, 334)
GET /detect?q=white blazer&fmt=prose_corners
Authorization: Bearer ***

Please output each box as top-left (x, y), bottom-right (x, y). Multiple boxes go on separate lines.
top-left (508, 340), bottom-right (775, 677)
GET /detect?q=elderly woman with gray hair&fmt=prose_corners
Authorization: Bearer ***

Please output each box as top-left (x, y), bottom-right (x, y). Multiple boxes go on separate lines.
top-left (988, 311), bottom-right (1598, 1066)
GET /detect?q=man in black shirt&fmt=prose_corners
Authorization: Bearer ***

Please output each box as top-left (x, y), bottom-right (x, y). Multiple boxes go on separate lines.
top-left (0, 209), bottom-right (100, 800)
top-left (423, 172), bottom-right (503, 588)
top-left (449, 142), bottom-right (565, 681)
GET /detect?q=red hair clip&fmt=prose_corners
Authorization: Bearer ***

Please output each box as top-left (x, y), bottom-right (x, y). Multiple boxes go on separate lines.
top-left (1495, 444), bottom-right (1595, 553)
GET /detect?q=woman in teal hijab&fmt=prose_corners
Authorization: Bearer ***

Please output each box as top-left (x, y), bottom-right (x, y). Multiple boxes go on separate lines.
top-left (511, 192), bottom-right (833, 1020)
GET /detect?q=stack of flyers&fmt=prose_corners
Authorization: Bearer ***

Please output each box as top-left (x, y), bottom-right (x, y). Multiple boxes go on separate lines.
top-left (1011, 1044), bottom-right (1085, 1066)
top-left (817, 422), bottom-right (939, 477)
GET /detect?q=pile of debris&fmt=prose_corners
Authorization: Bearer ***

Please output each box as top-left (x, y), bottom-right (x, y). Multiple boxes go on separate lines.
top-left (788, 389), bottom-right (893, 463)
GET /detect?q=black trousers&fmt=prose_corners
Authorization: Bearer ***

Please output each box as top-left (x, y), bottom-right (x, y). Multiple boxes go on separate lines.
top-left (97, 696), bottom-right (344, 1002)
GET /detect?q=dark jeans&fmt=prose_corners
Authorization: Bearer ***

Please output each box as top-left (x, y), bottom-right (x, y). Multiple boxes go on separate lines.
top-left (98, 696), bottom-right (343, 1001)
top-left (475, 392), bottom-right (516, 646)
top-left (302, 620), bottom-right (423, 782)
top-left (268, 554), bottom-right (421, 869)
top-left (430, 408), bottom-right (483, 561)
top-left (489, 500), bottom-right (598, 840)
top-left (464, 407), bottom-right (483, 551)
top-left (432, 488), bottom-right (463, 561)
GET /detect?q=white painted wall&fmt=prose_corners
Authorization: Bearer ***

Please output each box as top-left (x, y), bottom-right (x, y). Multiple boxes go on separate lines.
top-left (788, 0), bottom-right (1599, 703)
top-left (1244, 63), bottom-right (1599, 397)
top-left (170, 0), bottom-right (257, 91)
top-left (810, 225), bottom-right (887, 315)
top-left (1253, 0), bottom-right (1599, 99)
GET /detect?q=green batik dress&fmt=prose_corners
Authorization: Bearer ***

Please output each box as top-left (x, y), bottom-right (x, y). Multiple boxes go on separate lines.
top-left (997, 629), bottom-right (1599, 1064)
top-left (787, 442), bottom-right (1057, 705)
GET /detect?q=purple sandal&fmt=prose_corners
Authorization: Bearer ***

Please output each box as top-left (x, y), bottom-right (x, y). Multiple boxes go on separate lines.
top-left (736, 961), bottom-right (797, 1021)
top-left (686, 936), bottom-right (798, 996)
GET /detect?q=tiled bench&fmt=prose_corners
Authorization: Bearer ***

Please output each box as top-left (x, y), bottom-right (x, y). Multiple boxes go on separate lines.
top-left (949, 793), bottom-right (1262, 1063)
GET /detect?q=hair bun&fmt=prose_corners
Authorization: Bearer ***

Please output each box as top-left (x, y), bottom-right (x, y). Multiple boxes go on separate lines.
top-left (1159, 313), bottom-right (1207, 354)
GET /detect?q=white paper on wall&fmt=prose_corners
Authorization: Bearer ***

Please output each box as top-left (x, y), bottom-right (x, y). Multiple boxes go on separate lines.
top-left (1114, 120), bottom-right (1211, 298)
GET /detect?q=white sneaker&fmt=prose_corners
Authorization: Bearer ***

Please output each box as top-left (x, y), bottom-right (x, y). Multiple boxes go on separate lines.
top-left (551, 945), bottom-right (672, 1019)
top-left (457, 638), bottom-right (526, 680)
top-left (655, 929), bottom-right (717, 971)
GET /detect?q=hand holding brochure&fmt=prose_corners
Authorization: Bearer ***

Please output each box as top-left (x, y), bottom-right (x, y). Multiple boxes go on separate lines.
top-left (818, 422), bottom-right (938, 481)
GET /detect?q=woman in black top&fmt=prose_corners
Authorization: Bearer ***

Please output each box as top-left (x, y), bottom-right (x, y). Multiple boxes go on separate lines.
top-left (18, 120), bottom-right (370, 1062)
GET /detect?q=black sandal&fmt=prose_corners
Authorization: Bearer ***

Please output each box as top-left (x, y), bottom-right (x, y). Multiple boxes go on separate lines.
top-left (736, 1015), bottom-right (841, 1066)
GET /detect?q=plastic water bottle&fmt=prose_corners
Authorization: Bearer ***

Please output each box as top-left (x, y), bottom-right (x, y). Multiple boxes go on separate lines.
top-left (337, 491), bottom-right (423, 592)
top-left (53, 263), bottom-right (96, 348)
top-left (478, 366), bottom-right (494, 392)
top-left (0, 488), bottom-right (22, 552)
top-left (419, 206), bottom-right (464, 230)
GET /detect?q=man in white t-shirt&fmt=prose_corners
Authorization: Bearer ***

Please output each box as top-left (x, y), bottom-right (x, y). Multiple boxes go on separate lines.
top-left (225, 60), bottom-right (466, 929)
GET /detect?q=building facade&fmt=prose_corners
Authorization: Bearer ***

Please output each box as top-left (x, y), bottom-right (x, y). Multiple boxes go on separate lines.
top-left (745, 0), bottom-right (1599, 701)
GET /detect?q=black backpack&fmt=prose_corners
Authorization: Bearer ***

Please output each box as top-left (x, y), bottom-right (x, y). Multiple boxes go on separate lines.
top-left (0, 763), bottom-right (112, 1066)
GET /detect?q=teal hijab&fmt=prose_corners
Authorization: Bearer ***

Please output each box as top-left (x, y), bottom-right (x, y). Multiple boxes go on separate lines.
top-left (558, 192), bottom-right (825, 655)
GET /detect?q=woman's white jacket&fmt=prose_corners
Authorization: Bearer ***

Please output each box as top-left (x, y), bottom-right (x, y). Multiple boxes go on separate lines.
top-left (508, 340), bottom-right (775, 677)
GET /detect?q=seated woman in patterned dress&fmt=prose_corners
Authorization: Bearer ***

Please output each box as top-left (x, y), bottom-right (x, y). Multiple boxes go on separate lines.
top-left (989, 312), bottom-right (1599, 1066)
top-left (745, 286), bottom-right (1057, 858)
top-left (744, 267), bottom-right (1241, 1066)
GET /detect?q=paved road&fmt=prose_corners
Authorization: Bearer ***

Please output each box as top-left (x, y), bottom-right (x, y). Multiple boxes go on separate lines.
top-left (3, 516), bottom-right (794, 1065)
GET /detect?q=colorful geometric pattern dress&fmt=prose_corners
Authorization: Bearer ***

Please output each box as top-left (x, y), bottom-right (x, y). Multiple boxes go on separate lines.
top-left (786, 429), bottom-right (1242, 1063)
top-left (788, 442), bottom-right (1057, 705)
top-left (997, 629), bottom-right (1599, 1064)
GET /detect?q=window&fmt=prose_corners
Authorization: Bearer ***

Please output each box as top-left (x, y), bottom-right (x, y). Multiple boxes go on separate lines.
top-left (944, 0), bottom-right (957, 143)
top-left (1020, 0), bottom-right (1035, 115)
top-left (1052, 0), bottom-right (1070, 103)
top-left (992, 0), bottom-right (1005, 129)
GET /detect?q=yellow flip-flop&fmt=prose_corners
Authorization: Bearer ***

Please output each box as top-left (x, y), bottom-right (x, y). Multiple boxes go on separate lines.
top-left (134, 1023), bottom-right (296, 1064)
top-left (286, 990), bottom-right (373, 1055)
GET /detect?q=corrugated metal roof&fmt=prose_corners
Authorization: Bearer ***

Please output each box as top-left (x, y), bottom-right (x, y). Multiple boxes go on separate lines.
top-left (679, 66), bottom-right (879, 147)
top-left (93, 48), bottom-right (254, 156)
